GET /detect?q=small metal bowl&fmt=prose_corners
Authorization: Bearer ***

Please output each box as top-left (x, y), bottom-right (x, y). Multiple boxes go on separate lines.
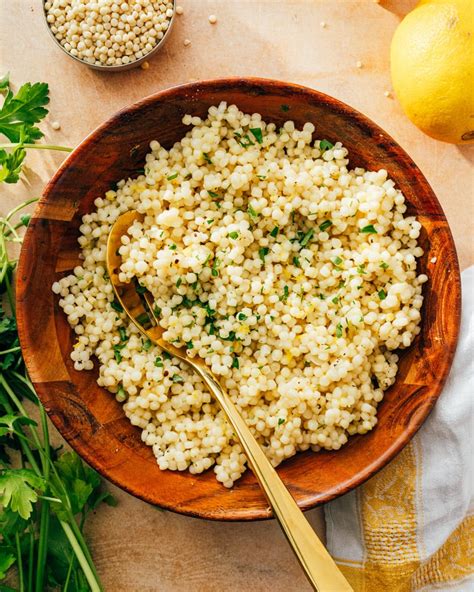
top-left (42, 0), bottom-right (175, 72)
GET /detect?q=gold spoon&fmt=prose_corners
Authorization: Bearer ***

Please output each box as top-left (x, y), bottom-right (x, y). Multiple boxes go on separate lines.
top-left (107, 210), bottom-right (353, 592)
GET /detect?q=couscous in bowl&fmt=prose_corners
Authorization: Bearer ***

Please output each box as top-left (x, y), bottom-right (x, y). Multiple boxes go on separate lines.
top-left (16, 78), bottom-right (461, 520)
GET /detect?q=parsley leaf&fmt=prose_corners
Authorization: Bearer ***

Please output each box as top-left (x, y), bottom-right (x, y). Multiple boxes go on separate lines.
top-left (361, 225), bottom-right (377, 234)
top-left (336, 323), bottom-right (343, 338)
top-left (0, 81), bottom-right (49, 143)
top-left (378, 289), bottom-right (387, 300)
top-left (249, 128), bottom-right (263, 143)
top-left (259, 246), bottom-right (269, 263)
top-left (319, 139), bottom-right (334, 151)
top-left (319, 219), bottom-right (333, 232)
top-left (0, 469), bottom-right (45, 520)
top-left (270, 226), bottom-right (279, 238)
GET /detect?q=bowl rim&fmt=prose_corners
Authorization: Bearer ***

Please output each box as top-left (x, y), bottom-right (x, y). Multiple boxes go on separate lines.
top-left (17, 77), bottom-right (462, 520)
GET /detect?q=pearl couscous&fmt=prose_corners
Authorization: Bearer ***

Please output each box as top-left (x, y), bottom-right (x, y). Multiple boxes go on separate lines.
top-left (53, 102), bottom-right (426, 487)
top-left (44, 0), bottom-right (174, 67)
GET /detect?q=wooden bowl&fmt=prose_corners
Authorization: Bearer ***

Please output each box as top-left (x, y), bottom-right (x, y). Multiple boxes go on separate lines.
top-left (16, 78), bottom-right (461, 520)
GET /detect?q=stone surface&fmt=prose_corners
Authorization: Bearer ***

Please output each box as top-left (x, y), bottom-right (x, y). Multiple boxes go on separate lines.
top-left (1, 1), bottom-right (472, 590)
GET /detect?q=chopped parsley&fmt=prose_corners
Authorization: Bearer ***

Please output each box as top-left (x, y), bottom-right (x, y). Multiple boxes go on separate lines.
top-left (278, 418), bottom-right (285, 425)
top-left (142, 339), bottom-right (152, 351)
top-left (171, 374), bottom-right (184, 383)
top-left (270, 226), bottom-right (279, 238)
top-left (357, 264), bottom-right (366, 275)
top-left (332, 256), bottom-right (343, 267)
top-left (319, 139), bottom-right (334, 151)
top-left (249, 128), bottom-right (263, 144)
top-left (336, 323), bottom-right (343, 338)
top-left (202, 152), bottom-right (212, 164)
top-left (380, 261), bottom-right (389, 270)
top-left (208, 190), bottom-right (220, 198)
top-left (300, 228), bottom-right (314, 247)
top-left (257, 174), bottom-right (266, 180)
top-left (167, 172), bottom-right (178, 180)
top-left (332, 296), bottom-right (339, 304)
top-left (280, 285), bottom-right (290, 302)
top-left (237, 312), bottom-right (247, 321)
top-left (207, 219), bottom-right (214, 225)
top-left (154, 357), bottom-right (164, 367)
top-left (153, 305), bottom-right (162, 317)
top-left (248, 205), bottom-right (258, 218)
top-left (234, 132), bottom-right (255, 148)
top-left (113, 342), bottom-right (126, 363)
top-left (378, 289), bottom-right (387, 301)
top-left (280, 104), bottom-right (290, 112)
top-left (111, 299), bottom-right (123, 313)
top-left (361, 225), bottom-right (377, 234)
top-left (231, 356), bottom-right (240, 369)
top-left (211, 257), bottom-right (220, 277)
top-left (118, 327), bottom-right (128, 342)
top-left (176, 277), bottom-right (182, 288)
top-left (186, 341), bottom-right (194, 350)
top-left (228, 231), bottom-right (239, 239)
top-left (169, 244), bottom-right (177, 250)
top-left (136, 312), bottom-right (150, 325)
top-left (135, 283), bottom-right (147, 294)
top-left (319, 219), bottom-right (333, 232)
top-left (293, 256), bottom-right (301, 267)
top-left (259, 247), bottom-right (270, 263)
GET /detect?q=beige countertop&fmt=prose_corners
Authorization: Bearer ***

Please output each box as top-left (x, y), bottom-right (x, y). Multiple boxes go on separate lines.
top-left (1, 1), bottom-right (473, 591)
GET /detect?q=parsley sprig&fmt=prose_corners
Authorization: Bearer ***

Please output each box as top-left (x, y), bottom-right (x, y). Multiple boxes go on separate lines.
top-left (0, 77), bottom-right (114, 591)
top-left (0, 74), bottom-right (72, 184)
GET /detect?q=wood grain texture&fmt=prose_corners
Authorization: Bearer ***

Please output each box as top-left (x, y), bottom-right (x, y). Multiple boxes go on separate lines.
top-left (16, 78), bottom-right (461, 521)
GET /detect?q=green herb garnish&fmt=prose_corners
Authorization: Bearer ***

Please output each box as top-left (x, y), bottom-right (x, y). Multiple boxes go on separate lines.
top-left (293, 256), bottom-right (301, 267)
top-left (167, 172), bottom-right (178, 180)
top-left (186, 341), bottom-right (194, 350)
top-left (111, 298), bottom-right (123, 313)
top-left (300, 228), bottom-right (314, 247)
top-left (278, 418), bottom-right (285, 425)
top-left (248, 205), bottom-right (258, 218)
top-left (270, 226), bottom-right (279, 238)
top-left (378, 289), bottom-right (387, 301)
top-left (169, 244), bottom-right (177, 250)
top-left (202, 152), bottom-right (212, 164)
top-left (280, 104), bottom-right (290, 112)
top-left (229, 231), bottom-right (239, 239)
top-left (280, 285), bottom-right (290, 302)
top-left (333, 256), bottom-right (343, 266)
top-left (154, 357), bottom-right (164, 367)
top-left (259, 247), bottom-right (269, 263)
top-left (237, 312), bottom-right (247, 321)
top-left (176, 277), bottom-right (182, 288)
top-left (380, 261), bottom-right (389, 270)
top-left (208, 190), bottom-right (219, 198)
top-left (231, 356), bottom-right (240, 369)
top-left (361, 225), bottom-right (377, 234)
top-left (319, 139), bottom-right (334, 151)
top-left (211, 257), bottom-right (220, 277)
top-left (249, 128), bottom-right (263, 144)
top-left (171, 374), bottom-right (184, 383)
top-left (319, 219), bottom-right (333, 232)
top-left (357, 264), bottom-right (366, 275)
top-left (336, 323), bottom-right (343, 338)
top-left (142, 338), bottom-right (152, 351)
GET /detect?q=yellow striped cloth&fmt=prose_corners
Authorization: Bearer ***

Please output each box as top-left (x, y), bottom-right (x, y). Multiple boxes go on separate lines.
top-left (325, 267), bottom-right (474, 592)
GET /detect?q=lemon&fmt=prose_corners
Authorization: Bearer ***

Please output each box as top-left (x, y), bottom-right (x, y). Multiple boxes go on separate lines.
top-left (390, 0), bottom-right (474, 144)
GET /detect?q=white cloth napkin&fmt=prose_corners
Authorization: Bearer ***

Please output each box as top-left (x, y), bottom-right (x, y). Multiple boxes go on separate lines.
top-left (325, 266), bottom-right (474, 592)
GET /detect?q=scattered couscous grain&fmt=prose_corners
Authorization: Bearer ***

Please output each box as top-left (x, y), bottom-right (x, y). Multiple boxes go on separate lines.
top-left (384, 90), bottom-right (392, 98)
top-left (208, 14), bottom-right (217, 24)
top-left (51, 121), bottom-right (61, 130)
top-left (176, 5), bottom-right (184, 15)
top-left (183, 38), bottom-right (191, 46)
top-left (356, 60), bottom-right (363, 69)
top-left (54, 103), bottom-right (426, 487)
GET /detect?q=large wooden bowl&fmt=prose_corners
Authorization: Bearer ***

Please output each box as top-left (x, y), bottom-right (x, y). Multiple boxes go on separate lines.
top-left (16, 78), bottom-right (461, 520)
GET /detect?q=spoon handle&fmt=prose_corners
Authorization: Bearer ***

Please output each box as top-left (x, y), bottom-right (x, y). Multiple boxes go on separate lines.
top-left (192, 363), bottom-right (353, 592)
